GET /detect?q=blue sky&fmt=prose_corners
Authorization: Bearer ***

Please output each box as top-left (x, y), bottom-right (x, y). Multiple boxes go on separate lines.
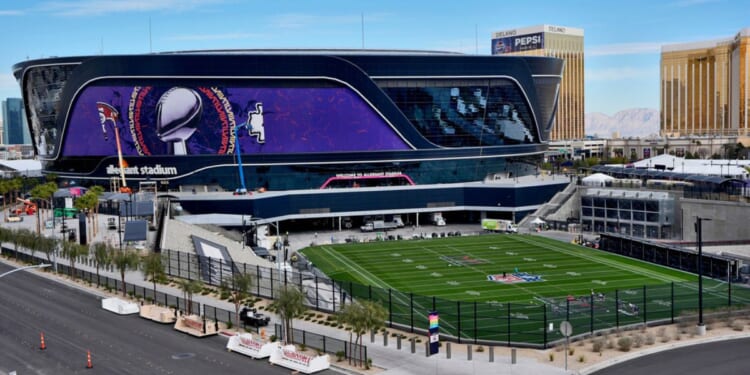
top-left (0, 0), bottom-right (747, 115)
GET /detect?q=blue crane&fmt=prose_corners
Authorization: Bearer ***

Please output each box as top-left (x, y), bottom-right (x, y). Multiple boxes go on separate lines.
top-left (234, 121), bottom-right (249, 195)
top-left (234, 103), bottom-right (265, 195)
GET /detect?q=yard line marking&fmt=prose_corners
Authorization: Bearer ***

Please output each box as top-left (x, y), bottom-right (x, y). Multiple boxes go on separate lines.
top-left (318, 246), bottom-right (459, 332)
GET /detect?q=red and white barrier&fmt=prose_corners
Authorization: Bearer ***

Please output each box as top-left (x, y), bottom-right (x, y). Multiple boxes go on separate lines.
top-left (226, 333), bottom-right (279, 359)
top-left (269, 344), bottom-right (330, 374)
top-left (101, 297), bottom-right (139, 315)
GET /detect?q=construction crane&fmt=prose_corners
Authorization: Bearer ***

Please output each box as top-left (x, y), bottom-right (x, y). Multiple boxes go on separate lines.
top-left (97, 102), bottom-right (132, 194)
top-left (234, 122), bottom-right (249, 195)
top-left (233, 103), bottom-right (265, 195)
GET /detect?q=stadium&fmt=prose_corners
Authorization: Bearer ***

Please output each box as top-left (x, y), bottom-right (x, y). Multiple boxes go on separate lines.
top-left (13, 50), bottom-right (567, 223)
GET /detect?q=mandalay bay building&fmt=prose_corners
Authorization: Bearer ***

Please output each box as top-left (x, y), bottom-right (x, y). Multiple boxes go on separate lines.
top-left (661, 28), bottom-right (750, 137)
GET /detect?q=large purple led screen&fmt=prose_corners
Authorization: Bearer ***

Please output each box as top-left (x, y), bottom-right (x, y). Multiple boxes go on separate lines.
top-left (63, 85), bottom-right (411, 157)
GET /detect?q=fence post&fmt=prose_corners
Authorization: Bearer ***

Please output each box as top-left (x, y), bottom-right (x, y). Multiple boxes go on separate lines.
top-left (369, 285), bottom-right (372, 301)
top-left (543, 304), bottom-right (548, 348)
top-left (473, 301), bottom-right (478, 344)
top-left (616, 289), bottom-right (620, 328)
top-left (315, 276), bottom-right (320, 310)
top-left (457, 301), bottom-right (462, 344)
top-left (728, 276), bottom-right (732, 306)
top-left (268, 268), bottom-right (280, 301)
top-left (323, 336), bottom-right (326, 353)
top-left (256, 265), bottom-right (261, 296)
top-left (590, 295), bottom-right (594, 334)
top-left (507, 303), bottom-right (511, 346)
top-left (642, 285), bottom-right (647, 324)
top-left (388, 289), bottom-right (393, 327)
top-left (670, 282), bottom-right (674, 324)
top-left (410, 293), bottom-right (414, 333)
top-left (566, 298), bottom-right (570, 322)
top-left (432, 296), bottom-right (436, 311)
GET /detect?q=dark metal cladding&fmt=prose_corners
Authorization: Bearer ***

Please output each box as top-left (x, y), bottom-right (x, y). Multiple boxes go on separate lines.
top-left (13, 50), bottom-right (563, 191)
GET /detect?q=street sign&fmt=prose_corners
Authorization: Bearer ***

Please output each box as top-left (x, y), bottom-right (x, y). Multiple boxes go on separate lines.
top-left (560, 320), bottom-right (572, 337)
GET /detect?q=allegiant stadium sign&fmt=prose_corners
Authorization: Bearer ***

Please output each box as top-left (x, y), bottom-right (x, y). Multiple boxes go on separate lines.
top-left (106, 164), bottom-right (178, 176)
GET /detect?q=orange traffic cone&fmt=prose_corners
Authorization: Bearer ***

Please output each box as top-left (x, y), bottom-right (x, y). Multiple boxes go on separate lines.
top-left (86, 350), bottom-right (93, 369)
top-left (40, 332), bottom-right (46, 350)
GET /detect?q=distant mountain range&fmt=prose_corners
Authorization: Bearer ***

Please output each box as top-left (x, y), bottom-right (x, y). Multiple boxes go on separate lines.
top-left (585, 108), bottom-right (659, 139)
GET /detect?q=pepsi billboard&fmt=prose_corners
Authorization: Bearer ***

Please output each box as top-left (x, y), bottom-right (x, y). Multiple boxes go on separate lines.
top-left (492, 32), bottom-right (544, 55)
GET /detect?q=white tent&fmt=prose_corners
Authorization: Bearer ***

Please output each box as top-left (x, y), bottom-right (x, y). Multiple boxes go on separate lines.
top-left (581, 173), bottom-right (615, 187)
top-left (530, 217), bottom-right (546, 225)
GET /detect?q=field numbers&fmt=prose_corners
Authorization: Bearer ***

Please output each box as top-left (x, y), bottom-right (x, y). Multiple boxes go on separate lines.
top-left (566, 272), bottom-right (581, 277)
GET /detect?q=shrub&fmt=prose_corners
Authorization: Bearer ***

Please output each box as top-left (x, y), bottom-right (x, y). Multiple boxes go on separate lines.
top-left (617, 337), bottom-right (632, 352)
top-left (475, 346), bottom-right (484, 352)
top-left (732, 320), bottom-right (745, 331)
top-left (226, 321), bottom-right (233, 329)
top-left (335, 351), bottom-right (345, 362)
top-left (578, 355), bottom-right (585, 363)
top-left (633, 334), bottom-right (644, 348)
top-left (549, 352), bottom-right (554, 362)
top-left (606, 339), bottom-right (615, 349)
top-left (592, 339), bottom-right (604, 353)
top-left (568, 347), bottom-right (575, 356)
top-left (270, 334), bottom-right (278, 342)
top-left (645, 333), bottom-right (655, 345)
top-left (657, 327), bottom-right (666, 337)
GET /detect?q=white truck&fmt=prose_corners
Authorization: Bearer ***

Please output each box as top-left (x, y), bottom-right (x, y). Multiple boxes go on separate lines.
top-left (360, 220), bottom-right (399, 232)
top-left (482, 218), bottom-right (517, 233)
top-left (431, 213), bottom-right (446, 226)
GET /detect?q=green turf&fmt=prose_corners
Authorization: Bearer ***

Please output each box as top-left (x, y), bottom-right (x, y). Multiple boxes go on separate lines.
top-left (303, 234), bottom-right (700, 304)
top-left (301, 234), bottom-right (750, 345)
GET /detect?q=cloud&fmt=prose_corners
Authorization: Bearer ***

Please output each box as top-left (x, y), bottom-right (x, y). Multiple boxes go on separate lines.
top-left (587, 42), bottom-right (663, 56)
top-left (0, 10), bottom-right (23, 15)
top-left (164, 32), bottom-right (261, 42)
top-left (586, 67), bottom-right (657, 82)
top-left (36, 0), bottom-right (222, 16)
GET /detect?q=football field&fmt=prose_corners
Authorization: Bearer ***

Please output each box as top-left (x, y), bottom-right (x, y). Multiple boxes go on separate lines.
top-left (301, 233), bottom-right (750, 344)
top-left (302, 233), bottom-right (698, 305)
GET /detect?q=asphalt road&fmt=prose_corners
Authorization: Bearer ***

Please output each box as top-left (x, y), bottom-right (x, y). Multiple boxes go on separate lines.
top-left (0, 262), bottom-right (337, 375)
top-left (591, 337), bottom-right (750, 375)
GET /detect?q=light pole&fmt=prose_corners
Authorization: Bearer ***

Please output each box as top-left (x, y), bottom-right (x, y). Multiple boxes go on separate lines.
top-left (695, 216), bottom-right (711, 335)
top-left (0, 264), bottom-right (51, 278)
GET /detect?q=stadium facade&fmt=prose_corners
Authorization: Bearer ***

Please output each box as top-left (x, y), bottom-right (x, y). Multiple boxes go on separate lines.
top-left (13, 50), bottom-right (567, 223)
top-left (491, 25), bottom-right (585, 141)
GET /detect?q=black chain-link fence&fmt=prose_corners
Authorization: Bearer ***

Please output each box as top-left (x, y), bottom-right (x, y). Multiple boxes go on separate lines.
top-left (161, 248), bottom-right (750, 348)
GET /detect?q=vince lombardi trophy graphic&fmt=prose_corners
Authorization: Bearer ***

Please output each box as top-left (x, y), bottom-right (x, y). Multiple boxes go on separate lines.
top-left (156, 87), bottom-right (203, 155)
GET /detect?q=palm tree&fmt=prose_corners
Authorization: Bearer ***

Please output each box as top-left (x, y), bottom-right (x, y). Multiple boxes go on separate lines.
top-left (110, 248), bottom-right (140, 296)
top-left (61, 240), bottom-right (89, 279)
top-left (337, 300), bottom-right (386, 367)
top-left (91, 242), bottom-right (111, 286)
top-left (36, 236), bottom-right (57, 266)
top-left (271, 285), bottom-right (307, 344)
top-left (141, 252), bottom-right (166, 302)
top-left (177, 279), bottom-right (203, 315)
top-left (88, 185), bottom-right (105, 236)
top-left (224, 273), bottom-right (254, 330)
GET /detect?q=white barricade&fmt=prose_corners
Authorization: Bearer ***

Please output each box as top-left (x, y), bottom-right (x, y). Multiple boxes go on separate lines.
top-left (101, 297), bottom-right (140, 315)
top-left (269, 344), bottom-right (330, 374)
top-left (226, 333), bottom-right (279, 359)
